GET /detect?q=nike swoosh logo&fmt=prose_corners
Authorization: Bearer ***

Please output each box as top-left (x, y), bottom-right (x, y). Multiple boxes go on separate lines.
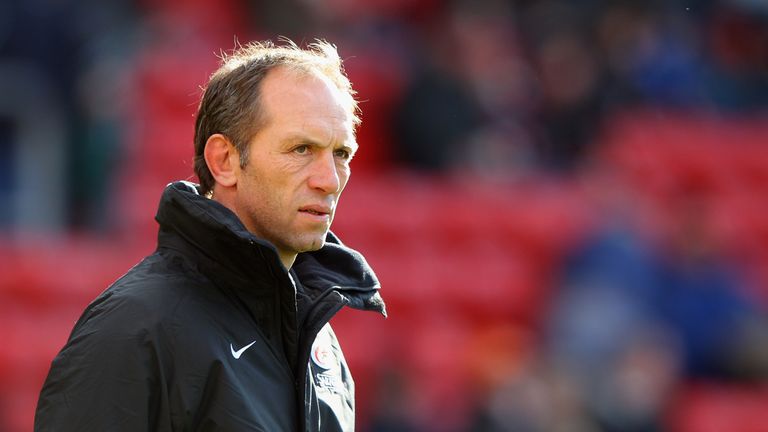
top-left (230, 341), bottom-right (257, 359)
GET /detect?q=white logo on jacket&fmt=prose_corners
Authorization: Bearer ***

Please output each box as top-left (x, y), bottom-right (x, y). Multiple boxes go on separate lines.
top-left (230, 340), bottom-right (257, 359)
top-left (310, 325), bottom-right (344, 394)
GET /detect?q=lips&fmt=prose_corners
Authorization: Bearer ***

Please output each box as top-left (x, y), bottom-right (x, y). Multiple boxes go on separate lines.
top-left (299, 204), bottom-right (332, 217)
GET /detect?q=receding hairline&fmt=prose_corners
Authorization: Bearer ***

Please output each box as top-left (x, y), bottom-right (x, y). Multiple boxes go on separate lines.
top-left (239, 64), bottom-right (358, 142)
top-left (209, 39), bottom-right (360, 126)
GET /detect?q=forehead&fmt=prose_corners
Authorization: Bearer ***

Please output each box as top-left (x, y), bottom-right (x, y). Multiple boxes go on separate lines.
top-left (258, 67), bottom-right (354, 142)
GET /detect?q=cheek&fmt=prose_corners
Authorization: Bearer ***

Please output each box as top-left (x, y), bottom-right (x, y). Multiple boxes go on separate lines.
top-left (337, 165), bottom-right (351, 188)
top-left (276, 155), bottom-right (311, 176)
top-left (241, 171), bottom-right (281, 214)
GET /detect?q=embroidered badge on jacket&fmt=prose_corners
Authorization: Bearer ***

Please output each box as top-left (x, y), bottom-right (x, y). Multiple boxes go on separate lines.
top-left (311, 327), bottom-right (345, 394)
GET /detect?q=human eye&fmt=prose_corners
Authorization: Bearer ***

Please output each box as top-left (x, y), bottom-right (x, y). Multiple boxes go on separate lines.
top-left (334, 148), bottom-right (351, 160)
top-left (293, 144), bottom-right (310, 154)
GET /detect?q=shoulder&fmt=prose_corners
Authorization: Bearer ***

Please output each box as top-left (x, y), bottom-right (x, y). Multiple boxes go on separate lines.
top-left (71, 249), bottom-right (224, 343)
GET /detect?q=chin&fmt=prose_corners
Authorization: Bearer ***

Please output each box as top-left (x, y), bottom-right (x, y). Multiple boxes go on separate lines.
top-left (308, 239), bottom-right (326, 251)
top-left (295, 236), bottom-right (326, 253)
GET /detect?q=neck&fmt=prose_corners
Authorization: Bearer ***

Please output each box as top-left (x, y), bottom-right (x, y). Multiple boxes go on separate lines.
top-left (279, 251), bottom-right (297, 270)
top-left (210, 189), bottom-right (296, 270)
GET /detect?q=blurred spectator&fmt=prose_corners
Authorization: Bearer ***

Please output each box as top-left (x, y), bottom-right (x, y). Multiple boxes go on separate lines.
top-left (0, 58), bottom-right (67, 232)
top-left (449, 0), bottom-right (539, 176)
top-left (546, 166), bottom-right (665, 378)
top-left (393, 0), bottom-right (544, 176)
top-left (0, 0), bottom-right (139, 232)
top-left (706, 2), bottom-right (768, 110)
top-left (590, 328), bottom-right (680, 432)
top-left (595, 2), bottom-right (710, 108)
top-left (392, 7), bottom-right (483, 172)
top-left (522, 0), bottom-right (605, 172)
top-left (0, 0), bottom-right (78, 232)
top-left (542, 165), bottom-right (768, 431)
top-left (70, 14), bottom-right (137, 230)
top-left (469, 354), bottom-right (602, 432)
top-left (367, 368), bottom-right (422, 432)
top-left (655, 191), bottom-right (763, 379)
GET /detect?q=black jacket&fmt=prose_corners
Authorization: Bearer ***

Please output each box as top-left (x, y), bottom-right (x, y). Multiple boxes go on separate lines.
top-left (35, 181), bottom-right (386, 431)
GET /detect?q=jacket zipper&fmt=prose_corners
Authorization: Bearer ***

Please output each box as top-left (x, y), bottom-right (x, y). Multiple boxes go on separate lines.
top-left (296, 291), bottom-right (348, 431)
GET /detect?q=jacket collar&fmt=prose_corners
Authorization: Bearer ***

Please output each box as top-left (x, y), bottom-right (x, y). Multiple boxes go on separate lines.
top-left (154, 181), bottom-right (386, 316)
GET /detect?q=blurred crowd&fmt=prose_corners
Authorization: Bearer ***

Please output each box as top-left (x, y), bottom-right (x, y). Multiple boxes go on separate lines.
top-left (1, 0), bottom-right (767, 229)
top-left (1, 0), bottom-right (768, 431)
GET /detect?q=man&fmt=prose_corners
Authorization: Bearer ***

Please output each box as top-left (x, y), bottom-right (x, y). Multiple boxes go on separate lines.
top-left (35, 39), bottom-right (386, 431)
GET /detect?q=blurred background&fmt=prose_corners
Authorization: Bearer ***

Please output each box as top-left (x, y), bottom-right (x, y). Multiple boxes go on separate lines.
top-left (1, 0), bottom-right (768, 430)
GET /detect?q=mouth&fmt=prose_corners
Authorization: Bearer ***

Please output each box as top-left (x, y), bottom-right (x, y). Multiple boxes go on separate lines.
top-left (300, 209), bottom-right (328, 216)
top-left (298, 205), bottom-right (332, 220)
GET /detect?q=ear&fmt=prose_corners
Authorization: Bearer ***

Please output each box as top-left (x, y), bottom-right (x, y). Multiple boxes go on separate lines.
top-left (204, 134), bottom-right (240, 188)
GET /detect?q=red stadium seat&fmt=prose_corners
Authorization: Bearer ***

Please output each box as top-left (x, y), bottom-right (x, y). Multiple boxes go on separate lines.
top-left (668, 383), bottom-right (768, 432)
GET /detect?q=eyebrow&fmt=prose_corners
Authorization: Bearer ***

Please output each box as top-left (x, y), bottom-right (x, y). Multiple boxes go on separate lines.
top-left (283, 133), bottom-right (358, 153)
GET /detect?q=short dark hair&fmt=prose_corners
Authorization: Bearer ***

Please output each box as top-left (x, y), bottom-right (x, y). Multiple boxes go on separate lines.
top-left (193, 39), bottom-right (360, 195)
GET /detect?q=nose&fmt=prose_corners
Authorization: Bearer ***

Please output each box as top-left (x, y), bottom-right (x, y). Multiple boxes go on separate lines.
top-left (308, 152), bottom-right (341, 194)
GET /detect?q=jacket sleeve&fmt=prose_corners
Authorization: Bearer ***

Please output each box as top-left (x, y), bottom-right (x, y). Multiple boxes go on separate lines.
top-left (34, 296), bottom-right (172, 432)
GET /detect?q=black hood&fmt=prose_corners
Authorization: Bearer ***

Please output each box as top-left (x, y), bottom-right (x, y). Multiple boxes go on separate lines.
top-left (154, 181), bottom-right (386, 316)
